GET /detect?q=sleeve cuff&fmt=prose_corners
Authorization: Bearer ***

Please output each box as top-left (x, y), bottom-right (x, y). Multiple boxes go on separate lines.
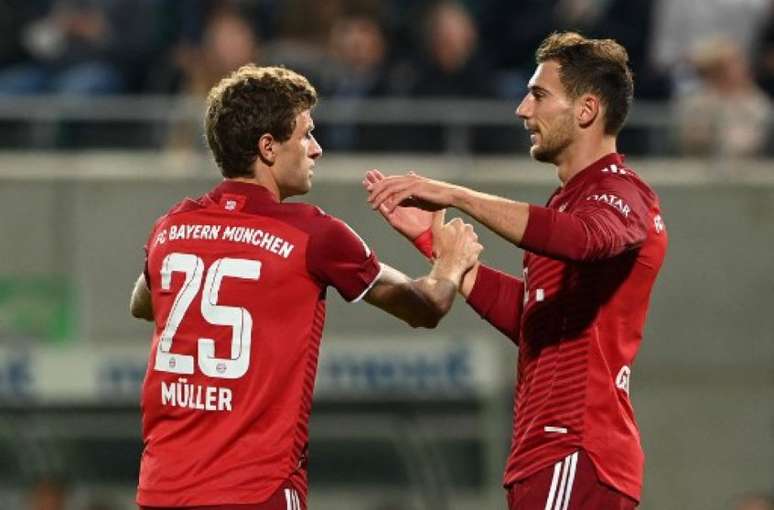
top-left (466, 264), bottom-right (501, 315)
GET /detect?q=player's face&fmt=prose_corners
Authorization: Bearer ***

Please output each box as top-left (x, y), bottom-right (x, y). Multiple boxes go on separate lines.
top-left (273, 109), bottom-right (322, 199)
top-left (516, 61), bottom-right (576, 164)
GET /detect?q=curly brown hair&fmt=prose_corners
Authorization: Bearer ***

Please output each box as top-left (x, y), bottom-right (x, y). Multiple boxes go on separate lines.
top-left (204, 65), bottom-right (318, 178)
top-left (536, 32), bottom-right (633, 136)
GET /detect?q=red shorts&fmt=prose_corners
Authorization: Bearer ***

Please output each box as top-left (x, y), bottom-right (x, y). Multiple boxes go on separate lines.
top-left (506, 450), bottom-right (638, 510)
top-left (139, 481), bottom-right (305, 510)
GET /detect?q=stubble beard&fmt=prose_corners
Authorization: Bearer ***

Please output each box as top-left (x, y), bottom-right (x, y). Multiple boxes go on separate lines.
top-left (530, 113), bottom-right (574, 164)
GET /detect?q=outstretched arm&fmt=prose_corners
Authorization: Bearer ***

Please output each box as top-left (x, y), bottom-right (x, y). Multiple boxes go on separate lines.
top-left (366, 172), bottom-right (531, 246)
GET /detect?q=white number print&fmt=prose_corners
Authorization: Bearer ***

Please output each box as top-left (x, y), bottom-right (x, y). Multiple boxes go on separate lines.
top-left (155, 253), bottom-right (261, 379)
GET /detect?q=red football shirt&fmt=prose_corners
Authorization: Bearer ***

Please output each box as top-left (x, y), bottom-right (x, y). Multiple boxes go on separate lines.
top-left (136, 181), bottom-right (381, 507)
top-left (466, 153), bottom-right (668, 502)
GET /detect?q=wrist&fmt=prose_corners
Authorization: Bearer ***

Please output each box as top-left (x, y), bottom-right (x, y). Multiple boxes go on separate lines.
top-left (430, 256), bottom-right (464, 289)
top-left (412, 228), bottom-right (434, 259)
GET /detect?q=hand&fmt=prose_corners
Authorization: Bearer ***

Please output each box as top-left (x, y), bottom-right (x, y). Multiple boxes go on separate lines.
top-left (432, 216), bottom-right (483, 282)
top-left (363, 169), bottom-right (435, 240)
top-left (366, 171), bottom-right (459, 213)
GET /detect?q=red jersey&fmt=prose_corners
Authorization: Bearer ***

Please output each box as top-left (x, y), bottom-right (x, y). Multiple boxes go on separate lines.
top-left (137, 180), bottom-right (381, 507)
top-left (466, 154), bottom-right (667, 502)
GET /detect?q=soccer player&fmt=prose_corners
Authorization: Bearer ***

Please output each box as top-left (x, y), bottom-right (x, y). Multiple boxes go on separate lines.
top-left (129, 65), bottom-right (482, 510)
top-left (365, 32), bottom-right (668, 509)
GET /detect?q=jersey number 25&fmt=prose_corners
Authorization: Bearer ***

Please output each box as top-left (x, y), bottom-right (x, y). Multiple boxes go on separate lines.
top-left (154, 252), bottom-right (260, 380)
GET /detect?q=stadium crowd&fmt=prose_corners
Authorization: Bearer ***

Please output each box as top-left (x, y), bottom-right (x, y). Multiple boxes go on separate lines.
top-left (0, 0), bottom-right (772, 155)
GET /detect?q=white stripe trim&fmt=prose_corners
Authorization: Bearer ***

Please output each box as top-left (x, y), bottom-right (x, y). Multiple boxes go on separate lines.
top-left (350, 263), bottom-right (384, 303)
top-left (553, 453), bottom-right (572, 510)
top-left (544, 459), bottom-right (563, 510)
top-left (544, 426), bottom-right (568, 434)
top-left (561, 452), bottom-right (579, 510)
top-left (284, 488), bottom-right (292, 510)
top-left (293, 489), bottom-right (301, 510)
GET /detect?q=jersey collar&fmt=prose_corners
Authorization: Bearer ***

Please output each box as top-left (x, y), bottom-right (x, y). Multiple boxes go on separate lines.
top-left (207, 180), bottom-right (280, 214)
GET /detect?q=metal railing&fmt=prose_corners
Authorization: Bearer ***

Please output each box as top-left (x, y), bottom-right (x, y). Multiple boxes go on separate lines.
top-left (0, 95), bottom-right (678, 154)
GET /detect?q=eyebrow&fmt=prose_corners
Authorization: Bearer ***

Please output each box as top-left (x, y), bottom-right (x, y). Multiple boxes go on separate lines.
top-left (528, 85), bottom-right (551, 95)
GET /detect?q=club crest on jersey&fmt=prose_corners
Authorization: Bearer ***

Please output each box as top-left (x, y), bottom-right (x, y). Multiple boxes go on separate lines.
top-left (586, 193), bottom-right (630, 218)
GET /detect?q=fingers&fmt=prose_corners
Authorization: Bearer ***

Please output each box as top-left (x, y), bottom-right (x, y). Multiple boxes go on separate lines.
top-left (364, 169), bottom-right (384, 186)
top-left (431, 209), bottom-right (447, 234)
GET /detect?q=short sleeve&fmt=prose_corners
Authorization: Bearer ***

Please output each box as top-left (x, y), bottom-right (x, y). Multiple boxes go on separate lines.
top-left (307, 215), bottom-right (381, 302)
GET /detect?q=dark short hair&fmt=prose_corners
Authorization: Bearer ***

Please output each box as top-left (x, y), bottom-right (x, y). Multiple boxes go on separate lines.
top-left (204, 65), bottom-right (318, 178)
top-left (536, 32), bottom-right (634, 135)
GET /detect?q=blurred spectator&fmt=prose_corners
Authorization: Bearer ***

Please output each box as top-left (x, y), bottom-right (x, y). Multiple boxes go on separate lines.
top-left (675, 37), bottom-right (772, 158)
top-left (651, 0), bottom-right (770, 94)
top-left (322, 14), bottom-right (392, 149)
top-left (733, 493), bottom-right (774, 510)
top-left (594, 0), bottom-right (672, 100)
top-left (0, 0), bottom-right (157, 95)
top-left (408, 1), bottom-right (494, 97)
top-left (262, 0), bottom-right (347, 87)
top-left (176, 6), bottom-right (260, 97)
top-left (478, 0), bottom-right (609, 99)
top-left (27, 478), bottom-right (68, 510)
top-left (326, 14), bottom-right (389, 97)
top-left (167, 6), bottom-right (260, 153)
top-left (754, 2), bottom-right (774, 97)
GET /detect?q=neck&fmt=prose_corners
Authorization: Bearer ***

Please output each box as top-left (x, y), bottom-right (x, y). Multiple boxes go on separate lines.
top-left (231, 166), bottom-right (282, 201)
top-left (555, 135), bottom-right (617, 185)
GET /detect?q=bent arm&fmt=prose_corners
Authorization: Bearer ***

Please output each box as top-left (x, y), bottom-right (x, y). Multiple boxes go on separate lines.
top-left (364, 263), bottom-right (459, 328)
top-left (130, 273), bottom-right (153, 321)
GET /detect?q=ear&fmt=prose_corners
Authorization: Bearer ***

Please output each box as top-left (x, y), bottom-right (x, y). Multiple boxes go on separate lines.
top-left (577, 94), bottom-right (600, 129)
top-left (257, 133), bottom-right (276, 165)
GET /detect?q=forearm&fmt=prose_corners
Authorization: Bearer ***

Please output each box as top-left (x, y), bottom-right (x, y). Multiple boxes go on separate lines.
top-left (465, 264), bottom-right (524, 343)
top-left (451, 187), bottom-right (531, 246)
top-left (364, 263), bottom-right (459, 328)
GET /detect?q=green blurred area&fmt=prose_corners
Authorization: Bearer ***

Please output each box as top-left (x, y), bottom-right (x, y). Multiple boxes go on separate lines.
top-left (0, 276), bottom-right (77, 344)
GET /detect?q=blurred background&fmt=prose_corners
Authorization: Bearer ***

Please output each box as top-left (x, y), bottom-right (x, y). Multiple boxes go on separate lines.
top-left (0, 0), bottom-right (772, 509)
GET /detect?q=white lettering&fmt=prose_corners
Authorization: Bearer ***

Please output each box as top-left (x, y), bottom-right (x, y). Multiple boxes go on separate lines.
top-left (586, 193), bottom-right (630, 217)
top-left (223, 225), bottom-right (238, 241)
top-left (218, 226), bottom-right (294, 258)
top-left (279, 242), bottom-right (294, 258)
top-left (206, 386), bottom-right (217, 411)
top-left (616, 365), bottom-right (631, 395)
top-left (160, 377), bottom-right (233, 412)
top-left (161, 381), bottom-right (175, 405)
top-left (654, 215), bottom-right (665, 233)
top-left (218, 387), bottom-right (233, 411)
top-left (259, 233), bottom-right (275, 250)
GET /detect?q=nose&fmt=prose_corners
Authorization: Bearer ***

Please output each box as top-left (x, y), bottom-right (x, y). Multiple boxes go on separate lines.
top-left (515, 95), bottom-right (531, 120)
top-left (309, 135), bottom-right (322, 159)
